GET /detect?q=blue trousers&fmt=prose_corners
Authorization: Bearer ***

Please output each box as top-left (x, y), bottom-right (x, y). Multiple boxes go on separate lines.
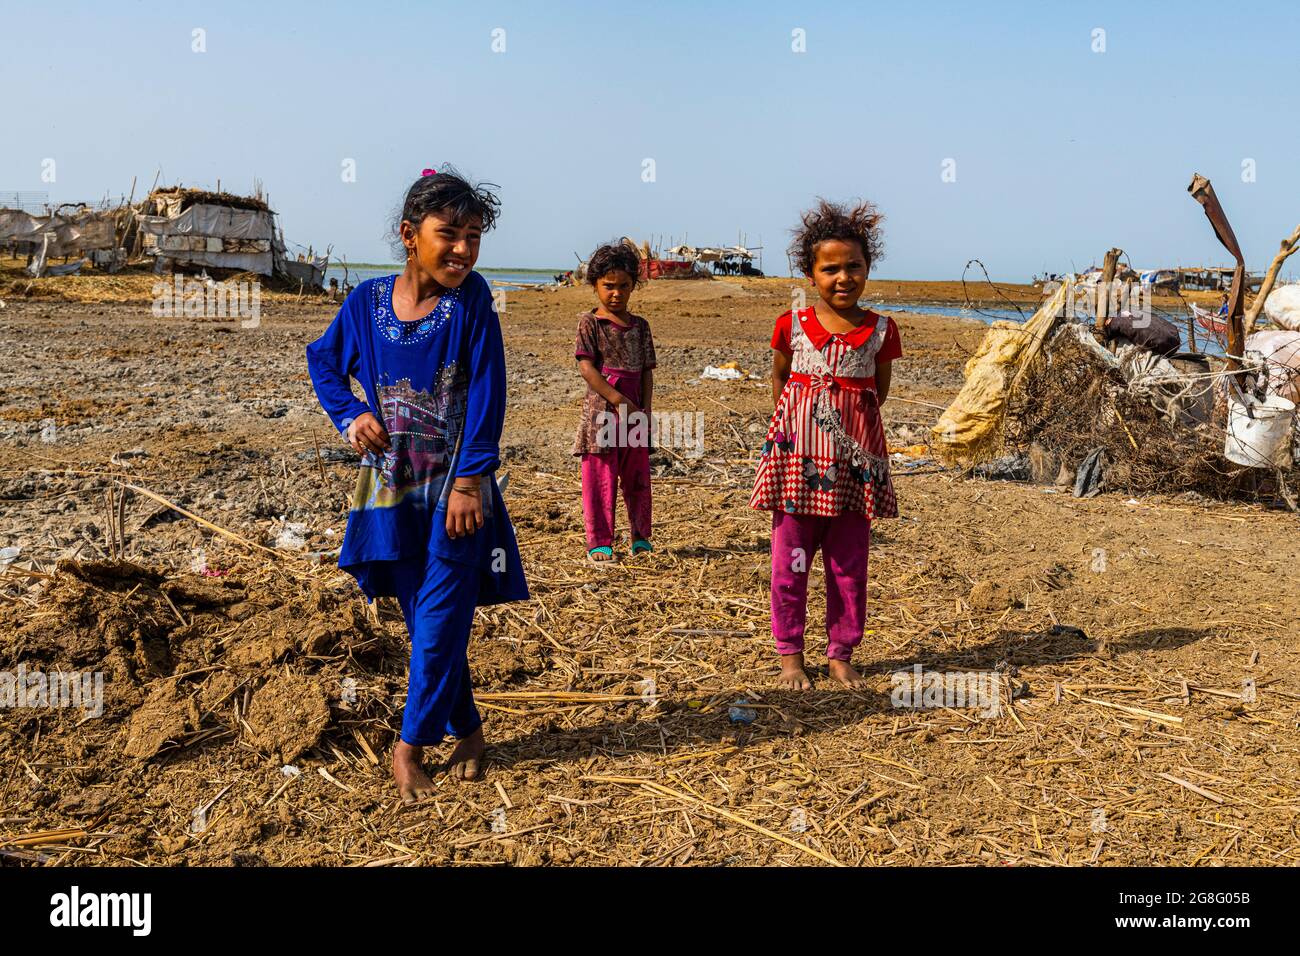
top-left (389, 553), bottom-right (482, 747)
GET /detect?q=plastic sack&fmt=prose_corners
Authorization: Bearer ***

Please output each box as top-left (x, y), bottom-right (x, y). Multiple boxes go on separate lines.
top-left (1246, 330), bottom-right (1300, 404)
top-left (1224, 390), bottom-right (1296, 468)
top-left (1263, 284), bottom-right (1300, 332)
top-left (702, 364), bottom-right (744, 381)
top-left (274, 522), bottom-right (308, 550)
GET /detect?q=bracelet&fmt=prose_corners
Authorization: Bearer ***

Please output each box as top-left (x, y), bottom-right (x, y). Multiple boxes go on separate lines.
top-left (451, 484), bottom-right (480, 497)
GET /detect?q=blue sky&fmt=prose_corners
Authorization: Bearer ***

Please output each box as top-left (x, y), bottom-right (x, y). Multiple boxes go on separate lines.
top-left (3, 0), bottom-right (1297, 279)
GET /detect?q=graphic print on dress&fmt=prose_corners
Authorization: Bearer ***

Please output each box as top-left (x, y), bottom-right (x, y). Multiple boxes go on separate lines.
top-left (761, 429), bottom-right (796, 457)
top-left (353, 365), bottom-right (466, 511)
top-left (802, 459), bottom-right (837, 492)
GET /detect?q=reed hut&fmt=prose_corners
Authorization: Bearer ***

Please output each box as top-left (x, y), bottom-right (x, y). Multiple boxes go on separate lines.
top-left (136, 188), bottom-right (277, 276)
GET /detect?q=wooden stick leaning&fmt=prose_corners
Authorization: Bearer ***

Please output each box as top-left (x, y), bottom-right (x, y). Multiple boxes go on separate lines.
top-left (123, 483), bottom-right (291, 561)
top-left (1243, 223), bottom-right (1300, 337)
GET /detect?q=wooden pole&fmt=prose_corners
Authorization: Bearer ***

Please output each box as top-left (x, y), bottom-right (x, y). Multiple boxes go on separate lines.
top-left (1187, 174), bottom-right (1246, 377)
top-left (114, 175), bottom-right (138, 253)
top-left (1095, 247), bottom-right (1122, 341)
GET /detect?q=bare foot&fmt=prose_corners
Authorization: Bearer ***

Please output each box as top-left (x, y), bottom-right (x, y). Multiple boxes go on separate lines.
top-left (392, 740), bottom-right (436, 804)
top-left (777, 653), bottom-right (812, 690)
top-left (446, 726), bottom-right (486, 781)
top-left (829, 659), bottom-right (870, 689)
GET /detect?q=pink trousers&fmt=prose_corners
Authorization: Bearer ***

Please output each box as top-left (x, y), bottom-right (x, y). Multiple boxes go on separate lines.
top-left (770, 511), bottom-right (870, 661)
top-left (581, 448), bottom-right (651, 549)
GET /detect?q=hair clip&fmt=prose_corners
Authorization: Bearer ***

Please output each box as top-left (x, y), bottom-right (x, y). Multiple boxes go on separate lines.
top-left (421, 168), bottom-right (437, 177)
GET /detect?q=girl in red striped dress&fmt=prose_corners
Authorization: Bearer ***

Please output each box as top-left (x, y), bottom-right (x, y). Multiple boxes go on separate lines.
top-left (750, 200), bottom-right (902, 689)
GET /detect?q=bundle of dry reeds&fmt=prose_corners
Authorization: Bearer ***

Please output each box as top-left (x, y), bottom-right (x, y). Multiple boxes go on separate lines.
top-left (1006, 331), bottom-right (1294, 499)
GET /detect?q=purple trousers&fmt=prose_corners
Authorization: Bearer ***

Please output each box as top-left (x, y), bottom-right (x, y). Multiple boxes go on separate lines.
top-left (581, 447), bottom-right (652, 549)
top-left (770, 511), bottom-right (870, 661)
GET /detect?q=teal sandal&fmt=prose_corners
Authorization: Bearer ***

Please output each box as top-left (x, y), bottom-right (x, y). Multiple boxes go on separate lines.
top-left (587, 546), bottom-right (616, 565)
top-left (631, 539), bottom-right (653, 556)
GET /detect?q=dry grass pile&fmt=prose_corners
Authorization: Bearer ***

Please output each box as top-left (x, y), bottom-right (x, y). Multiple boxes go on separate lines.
top-left (1006, 330), bottom-right (1296, 498)
top-left (146, 188), bottom-right (270, 213)
top-left (0, 258), bottom-right (330, 304)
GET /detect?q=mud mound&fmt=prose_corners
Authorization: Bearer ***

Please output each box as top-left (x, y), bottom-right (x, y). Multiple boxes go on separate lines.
top-left (470, 642), bottom-right (547, 686)
top-left (0, 560), bottom-right (397, 762)
top-left (244, 673), bottom-right (331, 762)
top-left (0, 559), bottom-right (551, 777)
top-left (124, 683), bottom-right (199, 760)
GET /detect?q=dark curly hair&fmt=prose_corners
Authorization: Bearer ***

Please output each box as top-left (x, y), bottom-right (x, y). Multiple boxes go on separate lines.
top-left (389, 165), bottom-right (501, 259)
top-left (586, 241), bottom-right (641, 286)
top-left (788, 198), bottom-right (885, 277)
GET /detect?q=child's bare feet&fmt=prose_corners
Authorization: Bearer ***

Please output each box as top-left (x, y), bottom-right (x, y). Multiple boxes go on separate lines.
top-left (778, 653), bottom-right (812, 690)
top-left (829, 659), bottom-right (870, 689)
top-left (392, 740), bottom-right (436, 804)
top-left (446, 726), bottom-right (485, 781)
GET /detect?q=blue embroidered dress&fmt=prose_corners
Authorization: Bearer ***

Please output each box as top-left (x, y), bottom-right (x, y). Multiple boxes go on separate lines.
top-left (305, 272), bottom-right (529, 605)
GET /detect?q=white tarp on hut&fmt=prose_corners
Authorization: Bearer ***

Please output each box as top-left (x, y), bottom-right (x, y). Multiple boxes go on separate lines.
top-left (138, 203), bottom-right (274, 241)
top-left (139, 202), bottom-right (275, 275)
top-left (0, 209), bottom-right (44, 241)
top-left (666, 244), bottom-right (755, 263)
top-left (0, 207), bottom-right (118, 256)
top-left (1, 206), bottom-right (123, 276)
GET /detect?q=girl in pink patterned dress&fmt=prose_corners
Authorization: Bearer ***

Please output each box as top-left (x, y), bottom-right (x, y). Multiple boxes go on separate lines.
top-left (573, 242), bottom-right (656, 563)
top-left (750, 200), bottom-right (902, 689)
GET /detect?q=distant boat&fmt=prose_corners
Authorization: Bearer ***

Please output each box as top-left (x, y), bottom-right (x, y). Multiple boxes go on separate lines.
top-left (1189, 302), bottom-right (1228, 345)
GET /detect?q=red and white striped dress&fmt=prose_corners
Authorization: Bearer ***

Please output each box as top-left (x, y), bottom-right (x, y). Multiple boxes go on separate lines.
top-left (750, 307), bottom-right (902, 519)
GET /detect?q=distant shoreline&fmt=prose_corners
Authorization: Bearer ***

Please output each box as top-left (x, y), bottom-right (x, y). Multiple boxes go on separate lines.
top-left (0, 257), bottom-right (1238, 313)
top-left (333, 263), bottom-right (564, 274)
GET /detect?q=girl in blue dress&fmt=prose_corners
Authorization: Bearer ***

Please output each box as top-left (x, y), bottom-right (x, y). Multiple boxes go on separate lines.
top-left (306, 167), bottom-right (528, 802)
